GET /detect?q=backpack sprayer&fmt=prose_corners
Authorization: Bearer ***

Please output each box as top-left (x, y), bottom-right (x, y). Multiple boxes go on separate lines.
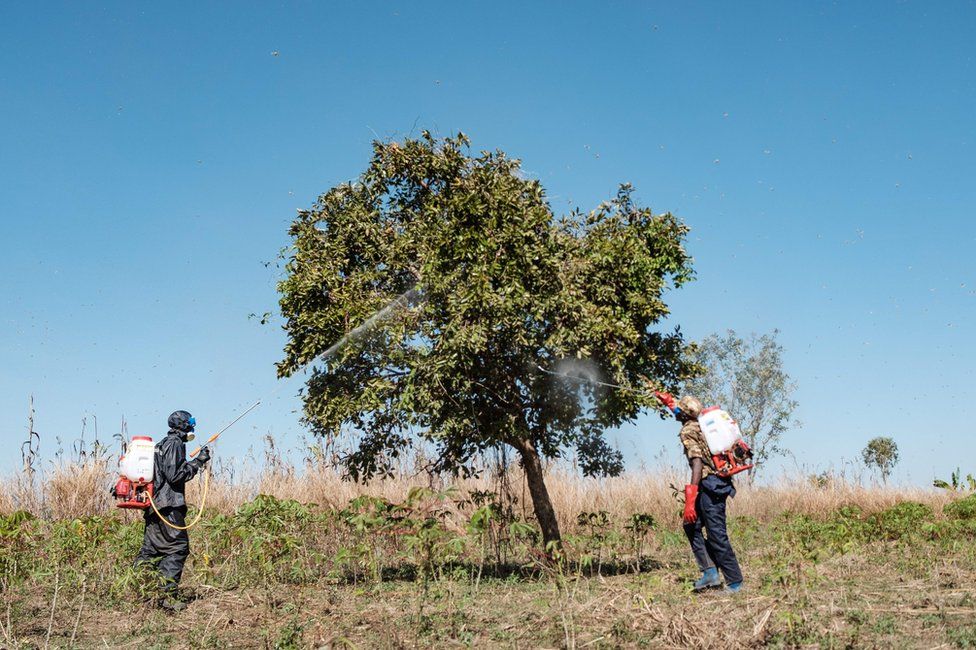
top-left (113, 436), bottom-right (156, 509)
top-left (536, 365), bottom-right (753, 478)
top-left (112, 402), bottom-right (262, 513)
top-left (653, 391), bottom-right (753, 478)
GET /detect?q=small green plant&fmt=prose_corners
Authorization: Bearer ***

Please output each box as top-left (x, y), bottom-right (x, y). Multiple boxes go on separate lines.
top-left (948, 624), bottom-right (976, 648)
top-left (465, 487), bottom-right (522, 567)
top-left (935, 468), bottom-right (976, 492)
top-left (272, 618), bottom-right (305, 649)
top-left (575, 511), bottom-right (622, 573)
top-left (625, 513), bottom-right (655, 568)
top-left (399, 488), bottom-right (465, 583)
top-left (872, 614), bottom-right (897, 635)
top-left (199, 494), bottom-right (320, 587)
top-left (335, 494), bottom-right (400, 582)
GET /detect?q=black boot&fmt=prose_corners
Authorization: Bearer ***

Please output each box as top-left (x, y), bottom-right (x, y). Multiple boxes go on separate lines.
top-left (158, 595), bottom-right (187, 612)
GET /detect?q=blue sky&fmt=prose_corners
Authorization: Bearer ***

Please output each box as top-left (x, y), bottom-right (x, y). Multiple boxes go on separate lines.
top-left (1, 1), bottom-right (973, 485)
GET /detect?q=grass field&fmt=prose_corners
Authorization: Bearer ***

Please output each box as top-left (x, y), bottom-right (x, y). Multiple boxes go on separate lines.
top-left (2, 449), bottom-right (976, 649)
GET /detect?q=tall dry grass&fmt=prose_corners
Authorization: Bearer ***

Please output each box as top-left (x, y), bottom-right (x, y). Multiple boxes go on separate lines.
top-left (0, 436), bottom-right (956, 529)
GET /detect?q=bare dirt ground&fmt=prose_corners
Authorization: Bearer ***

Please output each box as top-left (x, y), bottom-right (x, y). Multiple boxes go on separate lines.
top-left (12, 535), bottom-right (975, 649)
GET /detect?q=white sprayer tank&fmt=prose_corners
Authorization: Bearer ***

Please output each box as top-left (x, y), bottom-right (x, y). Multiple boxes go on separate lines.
top-left (697, 407), bottom-right (742, 454)
top-left (120, 436), bottom-right (155, 482)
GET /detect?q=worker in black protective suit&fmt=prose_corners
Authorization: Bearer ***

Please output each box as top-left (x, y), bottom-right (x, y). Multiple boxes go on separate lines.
top-left (135, 410), bottom-right (211, 611)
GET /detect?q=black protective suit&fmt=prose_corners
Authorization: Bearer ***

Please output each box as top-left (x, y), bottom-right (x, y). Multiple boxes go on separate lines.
top-left (135, 410), bottom-right (209, 593)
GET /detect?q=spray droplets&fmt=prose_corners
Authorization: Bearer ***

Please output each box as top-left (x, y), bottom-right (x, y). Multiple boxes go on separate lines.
top-left (319, 288), bottom-right (423, 363)
top-left (552, 358), bottom-right (605, 387)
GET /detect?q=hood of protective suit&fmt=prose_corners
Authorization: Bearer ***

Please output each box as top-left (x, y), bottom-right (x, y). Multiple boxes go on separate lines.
top-left (167, 410), bottom-right (196, 441)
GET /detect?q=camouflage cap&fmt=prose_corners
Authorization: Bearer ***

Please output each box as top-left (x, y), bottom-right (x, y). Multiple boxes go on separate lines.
top-left (677, 395), bottom-right (703, 418)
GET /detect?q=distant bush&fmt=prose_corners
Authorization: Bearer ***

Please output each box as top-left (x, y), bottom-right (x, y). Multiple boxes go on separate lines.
top-left (869, 502), bottom-right (933, 540)
top-left (944, 493), bottom-right (976, 521)
top-left (773, 501), bottom-right (942, 559)
top-left (773, 506), bottom-right (870, 559)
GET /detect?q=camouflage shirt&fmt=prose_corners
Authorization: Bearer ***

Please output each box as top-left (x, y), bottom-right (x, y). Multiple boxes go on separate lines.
top-left (679, 420), bottom-right (715, 478)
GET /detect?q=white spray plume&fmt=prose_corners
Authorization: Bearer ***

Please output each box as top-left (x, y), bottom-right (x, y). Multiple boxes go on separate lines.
top-left (537, 360), bottom-right (651, 394)
top-left (553, 358), bottom-right (606, 387)
top-left (319, 288), bottom-right (422, 362)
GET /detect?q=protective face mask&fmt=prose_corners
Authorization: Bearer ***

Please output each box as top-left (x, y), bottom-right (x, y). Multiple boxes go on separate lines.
top-left (185, 432), bottom-right (196, 442)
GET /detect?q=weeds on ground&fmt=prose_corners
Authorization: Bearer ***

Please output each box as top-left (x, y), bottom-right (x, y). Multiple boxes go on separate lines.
top-left (2, 492), bottom-right (975, 648)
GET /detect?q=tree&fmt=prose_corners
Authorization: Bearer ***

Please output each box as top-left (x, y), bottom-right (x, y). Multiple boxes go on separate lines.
top-left (683, 330), bottom-right (798, 478)
top-left (277, 132), bottom-right (698, 547)
top-left (862, 437), bottom-right (899, 484)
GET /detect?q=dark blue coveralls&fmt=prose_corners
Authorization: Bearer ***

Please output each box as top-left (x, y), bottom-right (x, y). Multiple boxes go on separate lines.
top-left (683, 474), bottom-right (744, 585)
top-left (134, 411), bottom-right (208, 593)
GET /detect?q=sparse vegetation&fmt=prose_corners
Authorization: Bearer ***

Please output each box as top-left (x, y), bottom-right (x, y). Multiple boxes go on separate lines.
top-left (1, 439), bottom-right (974, 648)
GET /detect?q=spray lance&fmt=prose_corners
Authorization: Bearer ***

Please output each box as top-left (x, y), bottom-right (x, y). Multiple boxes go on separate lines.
top-left (535, 364), bottom-right (666, 399)
top-left (535, 364), bottom-right (753, 478)
top-left (536, 364), bottom-right (679, 413)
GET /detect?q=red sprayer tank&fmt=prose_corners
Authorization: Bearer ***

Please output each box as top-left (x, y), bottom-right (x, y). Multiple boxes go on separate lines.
top-left (114, 436), bottom-right (155, 509)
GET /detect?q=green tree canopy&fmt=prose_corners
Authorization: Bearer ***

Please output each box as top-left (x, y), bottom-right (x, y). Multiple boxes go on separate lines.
top-left (862, 436), bottom-right (899, 484)
top-left (277, 132), bottom-right (697, 545)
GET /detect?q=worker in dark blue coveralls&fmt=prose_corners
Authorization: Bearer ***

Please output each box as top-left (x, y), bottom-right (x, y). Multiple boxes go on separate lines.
top-left (673, 395), bottom-right (744, 593)
top-left (135, 410), bottom-right (211, 612)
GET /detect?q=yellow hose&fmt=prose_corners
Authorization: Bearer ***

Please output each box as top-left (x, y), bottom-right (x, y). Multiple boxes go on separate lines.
top-left (147, 469), bottom-right (210, 531)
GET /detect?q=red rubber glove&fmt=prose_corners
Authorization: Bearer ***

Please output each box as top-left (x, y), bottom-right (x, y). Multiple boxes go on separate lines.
top-left (654, 391), bottom-right (677, 410)
top-left (683, 484), bottom-right (699, 525)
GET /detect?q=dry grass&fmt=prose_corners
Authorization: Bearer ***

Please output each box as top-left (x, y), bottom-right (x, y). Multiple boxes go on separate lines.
top-left (0, 442), bottom-right (954, 530)
top-left (2, 441), bottom-right (974, 649)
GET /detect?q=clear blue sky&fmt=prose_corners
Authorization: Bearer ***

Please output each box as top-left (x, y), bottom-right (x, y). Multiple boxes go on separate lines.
top-left (1, 1), bottom-right (973, 485)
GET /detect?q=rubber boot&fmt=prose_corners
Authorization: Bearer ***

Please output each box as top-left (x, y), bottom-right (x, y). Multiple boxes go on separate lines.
top-left (693, 567), bottom-right (722, 592)
top-left (159, 596), bottom-right (187, 612)
top-left (725, 581), bottom-right (744, 594)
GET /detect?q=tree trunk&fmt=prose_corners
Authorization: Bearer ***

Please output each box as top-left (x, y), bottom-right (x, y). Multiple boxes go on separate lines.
top-left (514, 438), bottom-right (562, 549)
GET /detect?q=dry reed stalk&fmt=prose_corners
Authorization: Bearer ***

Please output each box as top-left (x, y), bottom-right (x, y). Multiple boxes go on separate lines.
top-left (44, 570), bottom-right (59, 650)
top-left (69, 578), bottom-right (87, 647)
top-left (0, 598), bottom-right (14, 649)
top-left (1, 448), bottom-right (958, 532)
top-left (43, 457), bottom-right (113, 520)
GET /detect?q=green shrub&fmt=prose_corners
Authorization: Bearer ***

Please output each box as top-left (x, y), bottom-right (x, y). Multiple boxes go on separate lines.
top-left (0, 510), bottom-right (35, 536)
top-left (826, 506), bottom-right (871, 548)
top-left (0, 510), bottom-right (38, 583)
top-left (197, 494), bottom-right (324, 587)
top-left (945, 494), bottom-right (976, 521)
top-left (771, 502), bottom-right (939, 559)
top-left (870, 502), bottom-right (933, 540)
